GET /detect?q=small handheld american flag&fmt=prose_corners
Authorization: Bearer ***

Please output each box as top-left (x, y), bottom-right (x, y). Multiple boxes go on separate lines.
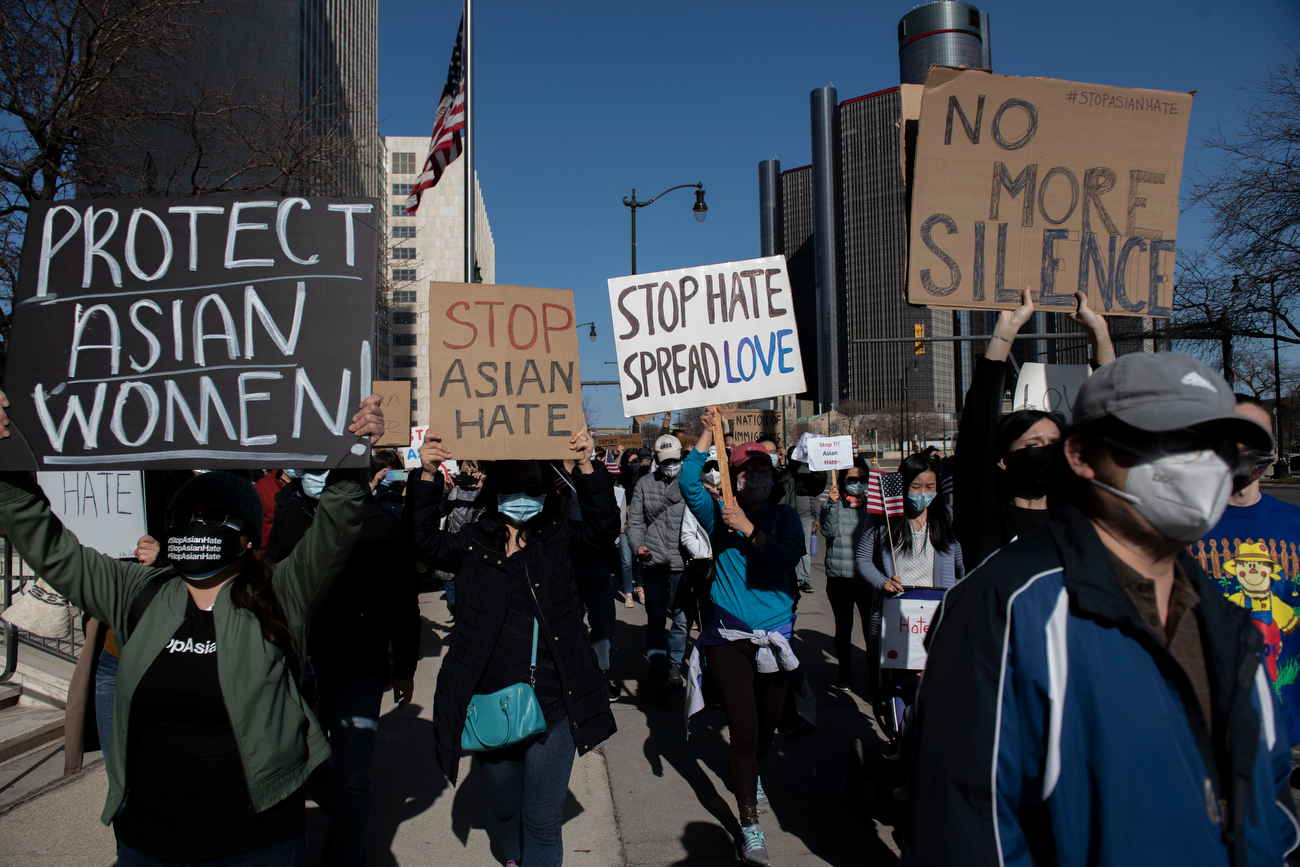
top-left (865, 470), bottom-right (905, 517)
top-left (406, 18), bottom-right (467, 214)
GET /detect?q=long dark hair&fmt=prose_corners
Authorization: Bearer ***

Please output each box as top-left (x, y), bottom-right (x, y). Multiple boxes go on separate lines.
top-left (229, 552), bottom-right (296, 650)
top-left (890, 452), bottom-right (956, 555)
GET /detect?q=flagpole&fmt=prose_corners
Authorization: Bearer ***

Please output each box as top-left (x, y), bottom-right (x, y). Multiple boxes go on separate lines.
top-left (463, 0), bottom-right (474, 283)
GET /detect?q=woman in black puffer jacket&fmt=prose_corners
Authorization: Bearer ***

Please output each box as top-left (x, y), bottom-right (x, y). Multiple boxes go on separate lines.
top-left (407, 428), bottom-right (618, 867)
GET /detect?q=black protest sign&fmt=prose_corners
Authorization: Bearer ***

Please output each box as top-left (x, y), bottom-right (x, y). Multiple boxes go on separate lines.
top-left (2, 197), bottom-right (378, 470)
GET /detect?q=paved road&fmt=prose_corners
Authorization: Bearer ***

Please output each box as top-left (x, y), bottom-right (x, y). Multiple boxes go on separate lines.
top-left (1263, 484), bottom-right (1300, 509)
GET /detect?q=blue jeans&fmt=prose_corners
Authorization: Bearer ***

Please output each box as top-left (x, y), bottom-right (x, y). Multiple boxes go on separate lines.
top-left (615, 534), bottom-right (636, 596)
top-left (114, 834), bottom-right (305, 866)
top-left (643, 567), bottom-right (687, 676)
top-left (575, 557), bottom-right (614, 671)
top-left (476, 720), bottom-right (576, 867)
top-left (445, 577), bottom-right (457, 608)
top-left (307, 674), bottom-right (382, 867)
top-left (96, 648), bottom-right (119, 755)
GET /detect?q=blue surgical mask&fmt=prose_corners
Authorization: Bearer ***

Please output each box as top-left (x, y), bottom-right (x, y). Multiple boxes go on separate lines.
top-left (283, 469), bottom-right (299, 479)
top-left (906, 491), bottom-right (936, 512)
top-left (845, 481), bottom-right (866, 496)
top-left (769, 453), bottom-right (780, 467)
top-left (498, 493), bottom-right (545, 525)
top-left (301, 471), bottom-right (328, 500)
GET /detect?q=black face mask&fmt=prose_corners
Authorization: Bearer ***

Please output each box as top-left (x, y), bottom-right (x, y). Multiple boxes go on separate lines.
top-left (167, 522), bottom-right (247, 579)
top-left (1003, 446), bottom-right (1057, 498)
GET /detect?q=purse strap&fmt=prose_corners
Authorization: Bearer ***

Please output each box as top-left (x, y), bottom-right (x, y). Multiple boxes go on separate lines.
top-left (529, 618), bottom-right (538, 687)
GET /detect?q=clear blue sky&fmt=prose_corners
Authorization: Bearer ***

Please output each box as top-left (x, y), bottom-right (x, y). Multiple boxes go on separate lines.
top-left (378, 0), bottom-right (1300, 427)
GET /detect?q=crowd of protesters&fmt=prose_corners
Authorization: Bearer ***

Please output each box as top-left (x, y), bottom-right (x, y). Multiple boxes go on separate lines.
top-left (2, 279), bottom-right (1300, 866)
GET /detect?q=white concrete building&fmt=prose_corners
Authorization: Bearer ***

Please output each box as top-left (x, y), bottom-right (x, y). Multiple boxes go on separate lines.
top-left (382, 135), bottom-right (495, 425)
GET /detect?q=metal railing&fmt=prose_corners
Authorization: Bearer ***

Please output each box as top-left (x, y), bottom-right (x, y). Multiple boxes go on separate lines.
top-left (0, 536), bottom-right (85, 680)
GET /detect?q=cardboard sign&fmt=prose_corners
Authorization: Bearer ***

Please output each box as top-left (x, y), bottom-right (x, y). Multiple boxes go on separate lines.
top-left (1012, 362), bottom-right (1092, 423)
top-left (595, 433), bottom-right (643, 449)
top-left (37, 471), bottom-right (146, 559)
top-left (404, 425), bottom-right (428, 470)
top-left (880, 596), bottom-right (940, 670)
top-left (373, 381), bottom-right (412, 447)
top-left (428, 282), bottom-right (582, 460)
top-left (907, 68), bottom-right (1193, 318)
top-left (3, 196), bottom-right (378, 470)
top-left (805, 435), bottom-right (853, 471)
top-left (730, 409), bottom-right (779, 444)
top-left (608, 256), bottom-right (806, 415)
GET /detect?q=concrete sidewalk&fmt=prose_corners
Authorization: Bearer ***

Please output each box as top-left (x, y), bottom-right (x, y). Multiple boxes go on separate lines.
top-left (0, 549), bottom-right (895, 866)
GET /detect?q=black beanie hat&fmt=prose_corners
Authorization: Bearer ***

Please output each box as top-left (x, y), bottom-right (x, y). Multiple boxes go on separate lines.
top-left (169, 471), bottom-right (265, 547)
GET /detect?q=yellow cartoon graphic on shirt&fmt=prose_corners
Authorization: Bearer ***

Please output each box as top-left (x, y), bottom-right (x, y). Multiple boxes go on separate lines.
top-left (1223, 541), bottom-right (1299, 634)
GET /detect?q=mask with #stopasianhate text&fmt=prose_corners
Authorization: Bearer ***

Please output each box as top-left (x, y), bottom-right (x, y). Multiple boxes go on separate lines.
top-left (167, 522), bottom-right (248, 580)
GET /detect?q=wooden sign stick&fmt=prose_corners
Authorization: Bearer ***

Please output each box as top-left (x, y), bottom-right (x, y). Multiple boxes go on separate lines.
top-left (709, 405), bottom-right (735, 510)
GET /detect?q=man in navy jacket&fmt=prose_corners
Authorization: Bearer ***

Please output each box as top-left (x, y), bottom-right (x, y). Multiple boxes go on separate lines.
top-left (905, 353), bottom-right (1298, 865)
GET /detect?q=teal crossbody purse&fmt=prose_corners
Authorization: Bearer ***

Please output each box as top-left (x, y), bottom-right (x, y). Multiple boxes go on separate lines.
top-left (461, 619), bottom-right (547, 751)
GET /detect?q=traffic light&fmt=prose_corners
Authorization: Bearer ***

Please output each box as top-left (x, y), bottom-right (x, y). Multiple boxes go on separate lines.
top-left (914, 323), bottom-right (925, 355)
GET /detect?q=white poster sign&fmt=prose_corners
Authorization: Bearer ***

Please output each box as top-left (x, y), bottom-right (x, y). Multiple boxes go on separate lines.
top-left (1012, 363), bottom-right (1092, 424)
top-left (608, 255), bottom-right (806, 416)
top-left (404, 426), bottom-right (429, 470)
top-left (880, 596), bottom-right (940, 670)
top-left (806, 435), bottom-right (853, 471)
top-left (37, 471), bottom-right (146, 559)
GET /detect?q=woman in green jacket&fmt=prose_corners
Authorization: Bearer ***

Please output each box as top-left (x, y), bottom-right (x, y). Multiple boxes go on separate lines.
top-left (0, 392), bottom-right (384, 867)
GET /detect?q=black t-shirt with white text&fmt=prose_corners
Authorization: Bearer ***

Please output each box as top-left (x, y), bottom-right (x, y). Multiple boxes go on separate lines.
top-left (116, 594), bottom-right (303, 861)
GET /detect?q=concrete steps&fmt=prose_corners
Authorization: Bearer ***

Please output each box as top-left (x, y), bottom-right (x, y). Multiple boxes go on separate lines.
top-left (0, 704), bottom-right (64, 763)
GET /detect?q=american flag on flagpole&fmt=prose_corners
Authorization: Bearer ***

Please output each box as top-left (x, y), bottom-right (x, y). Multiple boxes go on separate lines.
top-left (865, 470), bottom-right (905, 517)
top-left (405, 17), bottom-right (466, 215)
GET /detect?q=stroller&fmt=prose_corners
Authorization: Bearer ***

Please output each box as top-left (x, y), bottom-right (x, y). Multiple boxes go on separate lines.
top-left (846, 588), bottom-right (946, 807)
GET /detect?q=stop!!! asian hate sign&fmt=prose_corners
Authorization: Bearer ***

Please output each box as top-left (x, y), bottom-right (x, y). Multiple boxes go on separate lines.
top-left (607, 256), bottom-right (806, 416)
top-left (2, 196), bottom-right (378, 470)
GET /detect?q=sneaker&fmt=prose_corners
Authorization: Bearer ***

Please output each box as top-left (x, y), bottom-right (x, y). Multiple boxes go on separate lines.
top-left (666, 664), bottom-right (685, 688)
top-left (739, 823), bottom-right (771, 866)
top-left (756, 776), bottom-right (770, 814)
top-left (604, 672), bottom-right (619, 703)
top-left (634, 586), bottom-right (646, 605)
top-left (831, 680), bottom-right (852, 692)
top-left (800, 582), bottom-right (814, 594)
top-left (624, 592), bottom-right (635, 609)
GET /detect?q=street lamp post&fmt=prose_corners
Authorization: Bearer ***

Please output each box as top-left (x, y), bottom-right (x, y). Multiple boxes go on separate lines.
top-left (622, 183), bottom-right (707, 275)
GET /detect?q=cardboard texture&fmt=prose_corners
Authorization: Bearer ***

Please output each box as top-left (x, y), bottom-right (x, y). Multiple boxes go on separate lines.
top-left (373, 381), bottom-right (412, 447)
top-left (1012, 362), bottom-right (1092, 424)
top-left (427, 282), bottom-right (582, 459)
top-left (595, 433), bottom-right (643, 449)
top-left (730, 410), bottom-right (779, 444)
top-left (2, 196), bottom-right (379, 470)
top-left (608, 256), bottom-right (806, 416)
top-left (907, 68), bottom-right (1192, 318)
top-left (36, 471), bottom-right (146, 559)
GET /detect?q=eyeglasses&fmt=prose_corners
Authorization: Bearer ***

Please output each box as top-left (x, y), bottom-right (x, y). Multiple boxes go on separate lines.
top-left (168, 507), bottom-right (244, 531)
top-left (496, 480), bottom-right (547, 497)
top-left (1104, 432), bottom-right (1258, 476)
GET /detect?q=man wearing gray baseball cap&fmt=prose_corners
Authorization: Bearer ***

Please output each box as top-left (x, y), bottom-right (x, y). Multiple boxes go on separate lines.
top-left (903, 352), bottom-right (1299, 865)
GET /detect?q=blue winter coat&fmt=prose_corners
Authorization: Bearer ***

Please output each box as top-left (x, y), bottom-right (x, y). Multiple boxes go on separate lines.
top-left (903, 504), bottom-right (1300, 866)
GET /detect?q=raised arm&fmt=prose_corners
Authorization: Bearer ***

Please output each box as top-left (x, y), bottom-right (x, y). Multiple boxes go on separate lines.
top-left (568, 428), bottom-right (620, 557)
top-left (272, 395), bottom-right (385, 624)
top-left (0, 471), bottom-right (158, 636)
top-left (679, 446), bottom-right (717, 533)
top-left (406, 430), bottom-right (468, 573)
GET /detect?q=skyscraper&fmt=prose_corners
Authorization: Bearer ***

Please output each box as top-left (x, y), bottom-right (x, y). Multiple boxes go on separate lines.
top-left (383, 136), bottom-right (495, 426)
top-left (761, 0), bottom-right (1091, 423)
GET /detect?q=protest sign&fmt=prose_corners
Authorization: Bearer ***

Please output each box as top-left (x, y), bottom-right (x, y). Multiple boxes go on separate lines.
top-left (880, 596), bottom-right (941, 670)
top-left (404, 425), bottom-right (428, 470)
top-left (907, 68), bottom-right (1193, 317)
top-left (805, 435), bottom-right (853, 471)
top-left (1012, 362), bottom-right (1091, 423)
top-left (373, 381), bottom-right (412, 447)
top-left (595, 433), bottom-right (643, 449)
top-left (608, 256), bottom-right (806, 416)
top-left (427, 282), bottom-right (582, 460)
top-left (37, 471), bottom-right (146, 559)
top-left (2, 196), bottom-right (378, 471)
top-left (730, 409), bottom-right (779, 444)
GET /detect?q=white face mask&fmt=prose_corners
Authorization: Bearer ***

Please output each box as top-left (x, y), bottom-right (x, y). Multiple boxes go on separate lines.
top-left (660, 461), bottom-right (682, 480)
top-left (703, 469), bottom-right (722, 486)
top-left (1090, 447), bottom-right (1233, 542)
